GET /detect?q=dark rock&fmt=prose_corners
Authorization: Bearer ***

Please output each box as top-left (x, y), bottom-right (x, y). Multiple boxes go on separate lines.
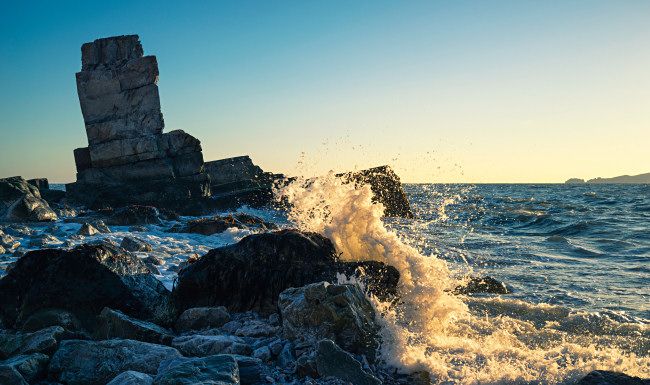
top-left (173, 230), bottom-right (399, 314)
top-left (20, 309), bottom-right (83, 333)
top-left (0, 177), bottom-right (57, 222)
top-left (121, 236), bottom-right (153, 252)
top-left (28, 234), bottom-right (62, 248)
top-left (453, 276), bottom-right (510, 295)
top-left (168, 213), bottom-right (277, 236)
top-left (0, 244), bottom-right (175, 330)
top-left (153, 355), bottom-right (239, 385)
top-left (252, 346), bottom-right (272, 361)
top-left (0, 365), bottom-right (28, 385)
top-left (234, 320), bottom-right (279, 338)
top-left (105, 205), bottom-right (162, 226)
top-left (175, 307), bottom-right (230, 332)
top-left (0, 326), bottom-right (67, 358)
top-left (48, 339), bottom-right (181, 385)
top-left (339, 165), bottom-right (413, 218)
top-left (276, 342), bottom-right (295, 369)
top-left (77, 222), bottom-right (99, 236)
top-left (296, 354), bottom-right (318, 379)
top-left (41, 189), bottom-right (67, 205)
top-left (95, 308), bottom-right (173, 345)
top-left (576, 370), bottom-right (649, 385)
top-left (27, 179), bottom-right (49, 190)
top-left (171, 335), bottom-right (251, 357)
top-left (230, 355), bottom-right (263, 385)
top-left (279, 282), bottom-right (379, 359)
top-left (0, 353), bottom-right (49, 383)
top-left (106, 371), bottom-right (153, 385)
top-left (316, 339), bottom-right (381, 385)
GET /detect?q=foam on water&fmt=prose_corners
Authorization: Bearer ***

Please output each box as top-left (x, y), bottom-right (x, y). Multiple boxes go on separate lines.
top-left (277, 173), bottom-right (650, 384)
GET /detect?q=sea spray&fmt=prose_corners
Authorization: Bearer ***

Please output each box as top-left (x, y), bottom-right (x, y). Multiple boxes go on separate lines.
top-left (276, 173), bottom-right (650, 384)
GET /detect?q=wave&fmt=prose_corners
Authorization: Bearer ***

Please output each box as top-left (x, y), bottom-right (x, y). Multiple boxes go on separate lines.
top-left (276, 175), bottom-right (650, 384)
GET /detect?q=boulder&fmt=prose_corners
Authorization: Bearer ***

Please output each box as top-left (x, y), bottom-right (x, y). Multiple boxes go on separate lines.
top-left (0, 353), bottom-right (49, 383)
top-left (107, 371), bottom-right (154, 385)
top-left (230, 355), bottom-right (263, 385)
top-left (20, 309), bottom-right (83, 333)
top-left (95, 308), bottom-right (173, 345)
top-left (0, 244), bottom-right (175, 330)
top-left (171, 335), bottom-right (251, 357)
top-left (453, 276), bottom-right (510, 295)
top-left (48, 339), bottom-right (182, 385)
top-left (316, 339), bottom-right (381, 385)
top-left (278, 282), bottom-right (379, 359)
top-left (173, 230), bottom-right (399, 314)
top-left (576, 371), bottom-right (649, 385)
top-left (175, 307), bottom-right (230, 332)
top-left (0, 177), bottom-right (57, 222)
top-left (121, 236), bottom-right (153, 252)
top-left (168, 213), bottom-right (277, 235)
top-left (77, 222), bottom-right (99, 236)
top-left (338, 165), bottom-right (413, 218)
top-left (28, 234), bottom-right (63, 248)
top-left (105, 205), bottom-right (163, 225)
top-left (0, 233), bottom-right (20, 251)
top-left (0, 326), bottom-right (68, 359)
top-left (153, 355), bottom-right (239, 385)
top-left (26, 178), bottom-right (49, 190)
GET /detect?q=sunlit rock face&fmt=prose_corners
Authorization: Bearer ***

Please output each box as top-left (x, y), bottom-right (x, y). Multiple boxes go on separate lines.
top-left (66, 35), bottom-right (210, 213)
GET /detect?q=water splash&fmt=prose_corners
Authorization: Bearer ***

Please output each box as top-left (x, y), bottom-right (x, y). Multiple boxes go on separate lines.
top-left (276, 173), bottom-right (650, 384)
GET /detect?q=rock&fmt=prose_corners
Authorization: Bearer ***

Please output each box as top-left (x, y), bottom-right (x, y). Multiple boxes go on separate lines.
top-left (0, 365), bottom-right (28, 385)
top-left (576, 370), bottom-right (649, 385)
top-left (295, 354), bottom-right (318, 379)
top-left (269, 340), bottom-right (283, 356)
top-left (91, 219), bottom-right (111, 233)
top-left (453, 276), bottom-right (510, 295)
top-left (27, 179), bottom-right (49, 190)
top-left (2, 225), bottom-right (33, 237)
top-left (106, 205), bottom-right (162, 225)
top-left (235, 320), bottom-right (279, 338)
top-left (0, 245), bottom-right (5, 254)
top-left (20, 309), bottom-right (83, 333)
top-left (0, 177), bottom-right (57, 222)
top-left (0, 353), bottom-right (49, 383)
top-left (173, 230), bottom-right (399, 314)
top-left (48, 339), bottom-right (181, 385)
top-left (230, 355), bottom-right (263, 385)
top-left (77, 222), bottom-right (99, 236)
top-left (0, 244), bottom-right (175, 330)
top-left (175, 307), bottom-right (230, 332)
top-left (121, 236), bottom-right (153, 252)
top-left (252, 346), bottom-right (272, 362)
top-left (0, 234), bottom-right (20, 251)
top-left (338, 165), bottom-right (413, 218)
top-left (0, 326), bottom-right (67, 358)
top-left (153, 355), bottom-right (239, 385)
top-left (277, 343), bottom-right (295, 369)
top-left (95, 308), bottom-right (173, 345)
top-left (106, 371), bottom-right (154, 385)
top-left (316, 339), bottom-right (381, 385)
top-left (169, 213), bottom-right (277, 235)
top-left (278, 282), bottom-right (379, 359)
top-left (28, 234), bottom-right (63, 248)
top-left (42, 189), bottom-right (68, 206)
top-left (171, 335), bottom-right (251, 357)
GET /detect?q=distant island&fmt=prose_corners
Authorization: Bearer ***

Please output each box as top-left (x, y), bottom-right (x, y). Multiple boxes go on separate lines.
top-left (565, 172), bottom-right (650, 184)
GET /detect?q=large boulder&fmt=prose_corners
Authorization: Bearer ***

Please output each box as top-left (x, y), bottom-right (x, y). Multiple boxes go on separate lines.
top-left (0, 326), bottom-right (69, 359)
top-left (48, 339), bottom-right (182, 385)
top-left (278, 282), bottom-right (380, 359)
top-left (0, 244), bottom-right (175, 330)
top-left (173, 230), bottom-right (399, 314)
top-left (94, 308), bottom-right (174, 345)
top-left (316, 339), bottom-right (381, 385)
top-left (153, 355), bottom-right (239, 385)
top-left (0, 177), bottom-right (57, 222)
top-left (174, 307), bottom-right (230, 332)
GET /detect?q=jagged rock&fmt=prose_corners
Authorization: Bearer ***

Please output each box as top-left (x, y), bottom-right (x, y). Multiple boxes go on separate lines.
top-left (577, 371), bottom-right (649, 385)
top-left (106, 205), bottom-right (163, 225)
top-left (171, 335), bottom-right (251, 357)
top-left (48, 339), bottom-right (181, 385)
top-left (316, 339), bottom-right (381, 385)
top-left (278, 282), bottom-right (379, 359)
top-left (173, 230), bottom-right (399, 314)
top-left (121, 236), bottom-right (153, 252)
top-left (0, 177), bottom-right (57, 222)
top-left (26, 179), bottom-right (49, 190)
top-left (29, 234), bottom-right (63, 248)
top-left (154, 355), bottom-right (239, 385)
top-left (106, 371), bottom-right (153, 385)
top-left (20, 309), bottom-right (83, 333)
top-left (169, 213), bottom-right (277, 235)
top-left (0, 244), bottom-right (175, 330)
top-left (0, 245), bottom-right (5, 254)
top-left (175, 307), bottom-right (230, 332)
top-left (453, 276), bottom-right (510, 295)
top-left (77, 222), bottom-right (99, 236)
top-left (0, 326), bottom-right (67, 358)
top-left (0, 353), bottom-right (49, 383)
top-left (0, 233), bottom-right (20, 251)
top-left (95, 308), bottom-right (173, 345)
top-left (339, 165), bottom-right (413, 218)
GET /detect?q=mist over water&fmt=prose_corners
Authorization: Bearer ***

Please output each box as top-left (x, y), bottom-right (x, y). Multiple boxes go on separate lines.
top-left (278, 177), bottom-right (650, 384)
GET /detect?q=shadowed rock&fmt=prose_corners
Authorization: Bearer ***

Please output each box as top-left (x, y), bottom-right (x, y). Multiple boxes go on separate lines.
top-left (0, 177), bottom-right (57, 222)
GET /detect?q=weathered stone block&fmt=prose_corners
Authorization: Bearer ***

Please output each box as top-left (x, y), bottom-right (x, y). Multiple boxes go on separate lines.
top-left (73, 147), bottom-right (91, 172)
top-left (81, 35), bottom-right (144, 71)
top-left (85, 110), bottom-right (164, 146)
top-left (76, 56), bottom-right (159, 100)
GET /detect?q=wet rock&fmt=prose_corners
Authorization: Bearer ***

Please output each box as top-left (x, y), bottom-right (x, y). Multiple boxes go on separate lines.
top-left (153, 355), bottom-right (239, 385)
top-left (171, 335), bottom-right (251, 357)
top-left (20, 309), bottom-right (83, 333)
top-left (576, 370), bottom-right (649, 385)
top-left (0, 326), bottom-right (67, 358)
top-left (0, 177), bottom-right (58, 222)
top-left (175, 307), bottom-right (230, 332)
top-left (0, 353), bottom-right (49, 383)
top-left (121, 236), bottom-right (153, 252)
top-left (453, 276), bottom-right (510, 295)
top-left (2, 225), bottom-right (33, 237)
top-left (316, 339), bottom-right (381, 385)
top-left (0, 245), bottom-right (5, 254)
top-left (105, 205), bottom-right (162, 225)
top-left (173, 230), bottom-right (399, 314)
top-left (48, 339), bottom-right (181, 385)
top-left (1, 234), bottom-right (21, 251)
top-left (106, 371), bottom-right (153, 385)
top-left (95, 308), bottom-right (173, 345)
top-left (92, 219), bottom-right (111, 233)
top-left (278, 282), bottom-right (379, 359)
top-left (77, 222), bottom-right (99, 236)
top-left (29, 234), bottom-right (63, 248)
top-left (54, 205), bottom-right (77, 218)
top-left (0, 244), bottom-right (175, 330)
top-left (169, 213), bottom-right (277, 235)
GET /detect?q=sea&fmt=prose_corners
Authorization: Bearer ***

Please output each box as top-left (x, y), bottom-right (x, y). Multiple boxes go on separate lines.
top-left (1, 180), bottom-right (648, 383)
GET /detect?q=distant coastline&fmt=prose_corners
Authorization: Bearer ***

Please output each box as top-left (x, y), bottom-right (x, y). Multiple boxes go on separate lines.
top-left (565, 172), bottom-right (650, 184)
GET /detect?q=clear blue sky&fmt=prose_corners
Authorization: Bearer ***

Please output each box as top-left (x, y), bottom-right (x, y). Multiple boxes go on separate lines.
top-left (1, 1), bottom-right (649, 182)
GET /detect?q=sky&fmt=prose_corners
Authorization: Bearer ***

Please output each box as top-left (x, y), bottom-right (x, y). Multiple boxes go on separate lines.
top-left (1, 1), bottom-right (649, 183)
